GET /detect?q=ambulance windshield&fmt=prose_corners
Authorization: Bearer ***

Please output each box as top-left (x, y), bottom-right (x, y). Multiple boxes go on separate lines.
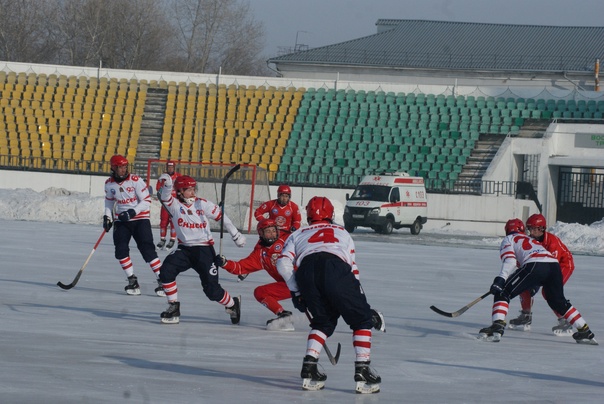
top-left (350, 185), bottom-right (391, 202)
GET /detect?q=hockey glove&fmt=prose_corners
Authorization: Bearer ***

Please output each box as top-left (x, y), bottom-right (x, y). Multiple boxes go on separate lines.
top-left (291, 291), bottom-right (307, 313)
top-left (490, 276), bottom-right (506, 295)
top-left (158, 173), bottom-right (172, 187)
top-left (118, 209), bottom-right (136, 222)
top-left (214, 254), bottom-right (228, 268)
top-left (290, 226), bottom-right (297, 233)
top-left (232, 232), bottom-right (246, 247)
top-left (102, 215), bottom-right (113, 232)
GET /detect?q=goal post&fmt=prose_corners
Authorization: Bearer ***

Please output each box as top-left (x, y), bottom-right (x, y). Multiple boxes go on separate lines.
top-left (146, 160), bottom-right (271, 233)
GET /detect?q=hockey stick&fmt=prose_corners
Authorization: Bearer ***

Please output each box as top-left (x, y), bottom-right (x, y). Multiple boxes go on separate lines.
top-left (429, 291), bottom-right (491, 318)
top-left (305, 311), bottom-right (341, 365)
top-left (57, 230), bottom-right (107, 290)
top-left (219, 164), bottom-right (241, 256)
top-left (323, 341), bottom-right (342, 366)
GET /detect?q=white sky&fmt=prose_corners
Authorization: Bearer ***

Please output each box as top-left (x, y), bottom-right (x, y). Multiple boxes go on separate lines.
top-left (250, 0), bottom-right (604, 58)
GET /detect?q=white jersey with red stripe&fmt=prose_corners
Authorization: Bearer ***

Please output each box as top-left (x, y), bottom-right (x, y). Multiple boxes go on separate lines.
top-left (277, 221), bottom-right (359, 292)
top-left (158, 184), bottom-right (238, 247)
top-left (104, 174), bottom-right (151, 220)
top-left (498, 232), bottom-right (557, 279)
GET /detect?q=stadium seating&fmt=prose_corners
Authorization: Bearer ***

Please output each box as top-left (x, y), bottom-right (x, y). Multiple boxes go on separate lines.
top-left (1, 70), bottom-right (601, 187)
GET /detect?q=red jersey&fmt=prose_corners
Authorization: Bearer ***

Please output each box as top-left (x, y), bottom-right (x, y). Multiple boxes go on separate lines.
top-left (254, 199), bottom-right (302, 234)
top-left (539, 231), bottom-right (575, 281)
top-left (222, 235), bottom-right (287, 282)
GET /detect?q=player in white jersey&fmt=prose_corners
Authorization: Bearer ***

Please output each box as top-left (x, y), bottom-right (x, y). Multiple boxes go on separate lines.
top-left (478, 218), bottom-right (596, 345)
top-left (156, 174), bottom-right (246, 325)
top-left (277, 196), bottom-right (381, 394)
top-left (103, 155), bottom-right (163, 296)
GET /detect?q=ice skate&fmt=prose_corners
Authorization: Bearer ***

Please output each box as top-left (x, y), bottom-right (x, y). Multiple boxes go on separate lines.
top-left (371, 309), bottom-right (386, 332)
top-left (156, 239), bottom-right (166, 250)
top-left (160, 301), bottom-right (180, 324)
top-left (124, 275), bottom-right (141, 296)
top-left (354, 361), bottom-right (381, 394)
top-left (508, 310), bottom-right (531, 331)
top-left (573, 325), bottom-right (598, 345)
top-left (266, 310), bottom-right (294, 331)
top-left (154, 279), bottom-right (165, 297)
top-left (552, 318), bottom-right (573, 336)
top-left (478, 320), bottom-right (506, 342)
top-left (225, 296), bottom-right (241, 325)
top-left (166, 239), bottom-right (176, 249)
top-left (301, 355), bottom-right (326, 391)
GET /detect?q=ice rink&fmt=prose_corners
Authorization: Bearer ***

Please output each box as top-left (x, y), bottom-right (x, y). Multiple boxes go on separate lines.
top-left (2, 218), bottom-right (603, 403)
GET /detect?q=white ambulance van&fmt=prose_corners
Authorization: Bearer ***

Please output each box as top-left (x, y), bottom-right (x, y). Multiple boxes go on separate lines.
top-left (343, 172), bottom-right (428, 235)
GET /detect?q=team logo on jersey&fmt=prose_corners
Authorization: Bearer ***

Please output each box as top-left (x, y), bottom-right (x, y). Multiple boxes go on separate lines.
top-left (119, 187), bottom-right (124, 192)
top-left (270, 253), bottom-right (280, 267)
top-left (179, 206), bottom-right (187, 215)
top-left (273, 243), bottom-right (282, 252)
top-left (271, 208), bottom-right (279, 215)
top-left (110, 189), bottom-right (116, 195)
top-left (285, 209), bottom-right (292, 216)
top-left (275, 216), bottom-right (286, 227)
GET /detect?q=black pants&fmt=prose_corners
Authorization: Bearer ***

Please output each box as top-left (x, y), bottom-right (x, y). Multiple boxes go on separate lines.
top-left (295, 252), bottom-right (372, 336)
top-left (160, 245), bottom-right (226, 302)
top-left (113, 219), bottom-right (158, 263)
top-left (498, 261), bottom-right (571, 316)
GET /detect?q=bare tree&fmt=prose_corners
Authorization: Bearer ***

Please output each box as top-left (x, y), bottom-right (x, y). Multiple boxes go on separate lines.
top-left (55, 0), bottom-right (174, 70)
top-left (0, 0), bottom-right (268, 75)
top-left (170, 0), bottom-right (265, 75)
top-left (0, 0), bottom-right (58, 63)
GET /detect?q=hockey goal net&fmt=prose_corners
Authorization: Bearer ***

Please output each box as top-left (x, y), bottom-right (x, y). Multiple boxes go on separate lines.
top-left (146, 160), bottom-right (271, 233)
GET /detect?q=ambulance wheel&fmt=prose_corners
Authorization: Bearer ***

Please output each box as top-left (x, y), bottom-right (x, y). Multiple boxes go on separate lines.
top-left (381, 219), bottom-right (393, 235)
top-left (410, 219), bottom-right (422, 235)
top-left (345, 223), bottom-right (355, 233)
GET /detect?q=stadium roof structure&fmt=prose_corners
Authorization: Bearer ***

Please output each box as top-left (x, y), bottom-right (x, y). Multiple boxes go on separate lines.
top-left (268, 20), bottom-right (604, 73)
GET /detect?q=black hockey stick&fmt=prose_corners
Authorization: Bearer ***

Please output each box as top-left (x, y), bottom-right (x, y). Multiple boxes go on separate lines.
top-left (305, 311), bottom-right (341, 365)
top-left (323, 341), bottom-right (342, 366)
top-left (430, 291), bottom-right (491, 318)
top-left (219, 164), bottom-right (241, 256)
top-left (57, 230), bottom-right (107, 290)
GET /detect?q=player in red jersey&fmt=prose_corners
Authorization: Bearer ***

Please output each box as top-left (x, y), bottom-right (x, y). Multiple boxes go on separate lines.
top-left (155, 161), bottom-right (180, 250)
top-left (478, 218), bottom-right (596, 345)
top-left (277, 196), bottom-right (382, 393)
top-left (103, 155), bottom-right (163, 296)
top-left (217, 219), bottom-right (295, 330)
top-left (509, 214), bottom-right (577, 335)
top-left (254, 184), bottom-right (301, 236)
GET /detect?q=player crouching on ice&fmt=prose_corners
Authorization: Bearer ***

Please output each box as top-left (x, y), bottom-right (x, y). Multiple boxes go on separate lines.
top-left (156, 174), bottom-right (246, 325)
top-left (479, 218), bottom-right (597, 345)
top-left (277, 196), bottom-right (382, 394)
top-left (216, 219), bottom-right (296, 331)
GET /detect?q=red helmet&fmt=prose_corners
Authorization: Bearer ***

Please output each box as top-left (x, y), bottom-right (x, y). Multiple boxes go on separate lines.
top-left (277, 185), bottom-right (291, 195)
top-left (505, 218), bottom-right (526, 235)
top-left (110, 155), bottom-right (128, 170)
top-left (526, 214), bottom-right (546, 230)
top-left (257, 218), bottom-right (279, 244)
top-left (306, 196), bottom-right (334, 223)
top-left (174, 175), bottom-right (197, 193)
